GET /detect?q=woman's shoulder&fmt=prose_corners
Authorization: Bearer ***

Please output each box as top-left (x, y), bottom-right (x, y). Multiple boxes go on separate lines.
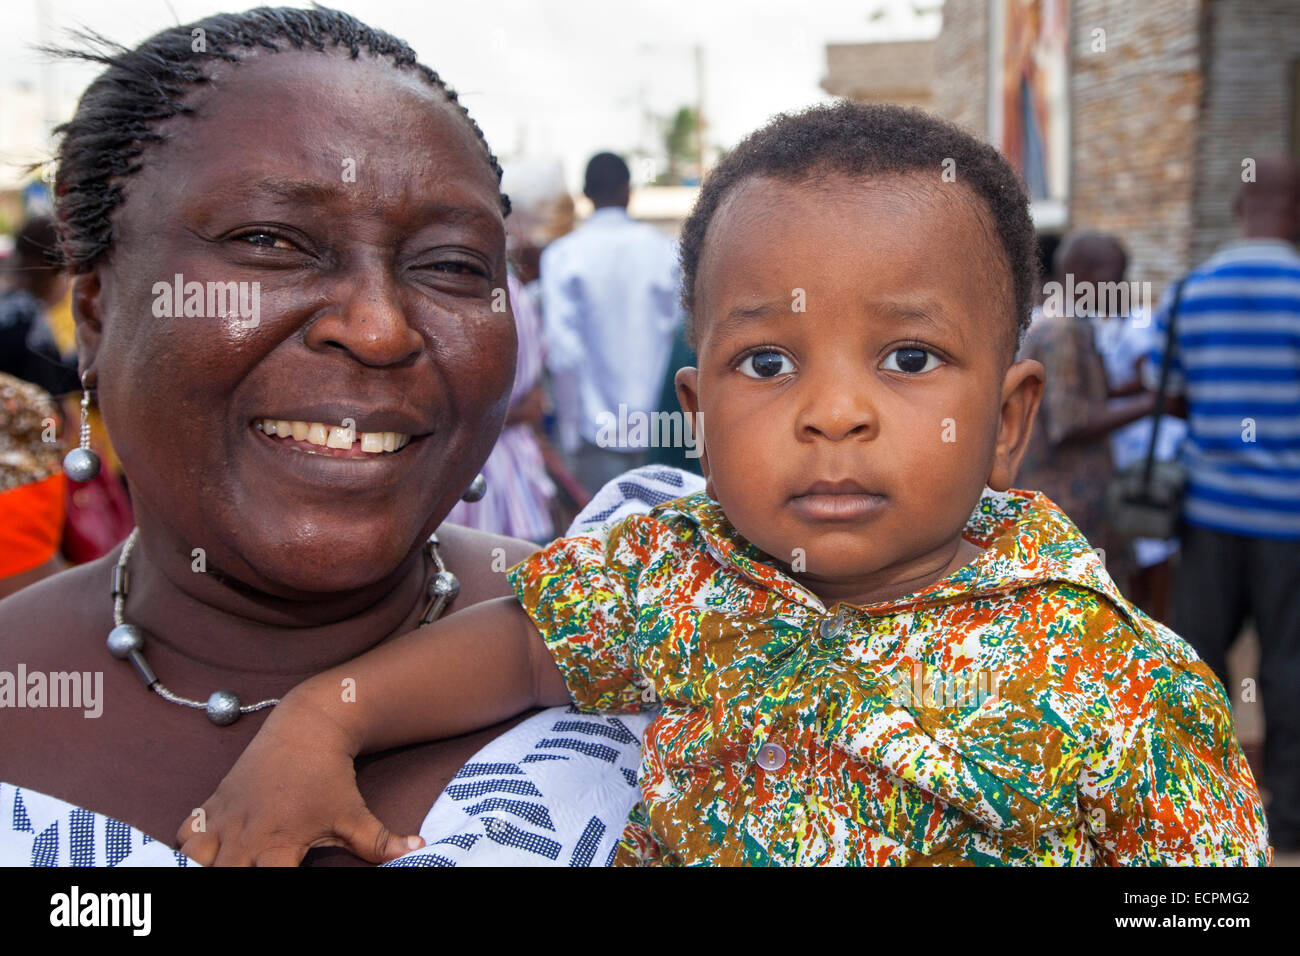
top-left (0, 552), bottom-right (115, 661)
top-left (433, 523), bottom-right (539, 608)
top-left (434, 522), bottom-right (537, 565)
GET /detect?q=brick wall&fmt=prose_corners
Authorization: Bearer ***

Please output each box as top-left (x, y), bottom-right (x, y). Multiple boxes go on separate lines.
top-left (1068, 0), bottom-right (1205, 291)
top-left (933, 0), bottom-right (990, 136)
top-left (821, 41), bottom-right (935, 110)
top-left (932, 1), bottom-right (1207, 291)
top-left (1190, 0), bottom-right (1300, 265)
top-left (928, 1), bottom-right (1300, 287)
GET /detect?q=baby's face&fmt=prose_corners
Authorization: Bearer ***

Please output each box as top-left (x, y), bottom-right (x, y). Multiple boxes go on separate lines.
top-left (677, 172), bottom-right (1043, 606)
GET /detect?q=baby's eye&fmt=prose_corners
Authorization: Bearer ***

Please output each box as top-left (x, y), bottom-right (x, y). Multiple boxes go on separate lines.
top-left (881, 347), bottom-right (941, 374)
top-left (739, 351), bottom-right (794, 378)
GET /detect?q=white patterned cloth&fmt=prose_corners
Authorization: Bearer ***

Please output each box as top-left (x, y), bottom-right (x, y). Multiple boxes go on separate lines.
top-left (0, 466), bottom-right (705, 867)
top-left (0, 782), bottom-right (193, 867)
top-left (387, 708), bottom-right (651, 867)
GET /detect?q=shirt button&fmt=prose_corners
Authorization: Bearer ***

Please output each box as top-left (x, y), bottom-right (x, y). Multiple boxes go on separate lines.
top-left (756, 742), bottom-right (788, 772)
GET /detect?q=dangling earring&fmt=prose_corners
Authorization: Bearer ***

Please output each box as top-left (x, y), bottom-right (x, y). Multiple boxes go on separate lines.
top-left (63, 375), bottom-right (101, 482)
top-left (460, 473), bottom-right (487, 502)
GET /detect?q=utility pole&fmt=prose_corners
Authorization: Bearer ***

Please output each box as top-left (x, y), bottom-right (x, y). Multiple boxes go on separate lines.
top-left (694, 43), bottom-right (706, 179)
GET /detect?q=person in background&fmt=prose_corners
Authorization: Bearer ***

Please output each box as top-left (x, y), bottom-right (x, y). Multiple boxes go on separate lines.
top-left (1085, 236), bottom-right (1186, 621)
top-left (540, 152), bottom-right (683, 494)
top-left (0, 373), bottom-right (66, 599)
top-left (1018, 232), bottom-right (1164, 592)
top-left (444, 272), bottom-right (556, 543)
top-left (2, 217), bottom-right (131, 564)
top-left (0, 217), bottom-right (78, 398)
top-left (1145, 156), bottom-right (1300, 853)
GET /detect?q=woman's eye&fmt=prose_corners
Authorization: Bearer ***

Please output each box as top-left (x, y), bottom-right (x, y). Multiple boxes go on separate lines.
top-left (430, 261), bottom-right (488, 277)
top-left (237, 231), bottom-right (295, 250)
top-left (739, 351), bottom-right (794, 378)
top-left (881, 347), bottom-right (941, 374)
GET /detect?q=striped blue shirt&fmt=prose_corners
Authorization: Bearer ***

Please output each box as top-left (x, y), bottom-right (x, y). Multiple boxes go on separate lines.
top-left (1145, 239), bottom-right (1300, 539)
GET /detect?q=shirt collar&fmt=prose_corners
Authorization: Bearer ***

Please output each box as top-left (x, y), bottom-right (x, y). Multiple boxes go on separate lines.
top-left (1219, 237), bottom-right (1299, 256)
top-left (585, 206), bottom-right (630, 223)
top-left (651, 487), bottom-right (1123, 614)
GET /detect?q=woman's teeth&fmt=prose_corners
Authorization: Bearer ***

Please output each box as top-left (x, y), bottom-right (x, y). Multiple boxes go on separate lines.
top-left (254, 418), bottom-right (410, 454)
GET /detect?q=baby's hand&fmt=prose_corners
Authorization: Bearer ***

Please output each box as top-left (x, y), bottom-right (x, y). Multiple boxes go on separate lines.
top-left (175, 696), bottom-right (424, 866)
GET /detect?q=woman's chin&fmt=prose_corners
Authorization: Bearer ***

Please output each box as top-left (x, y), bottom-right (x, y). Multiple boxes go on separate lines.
top-left (229, 528), bottom-right (423, 599)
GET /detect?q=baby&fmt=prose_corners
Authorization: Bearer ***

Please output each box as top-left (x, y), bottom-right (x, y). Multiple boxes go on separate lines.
top-left (180, 102), bottom-right (1271, 866)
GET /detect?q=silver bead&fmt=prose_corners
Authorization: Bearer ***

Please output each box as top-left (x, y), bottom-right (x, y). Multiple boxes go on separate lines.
top-left (460, 473), bottom-right (487, 502)
top-left (106, 624), bottom-right (145, 659)
top-left (206, 690), bottom-right (242, 726)
top-left (429, 570), bottom-right (460, 600)
top-left (63, 447), bottom-right (101, 482)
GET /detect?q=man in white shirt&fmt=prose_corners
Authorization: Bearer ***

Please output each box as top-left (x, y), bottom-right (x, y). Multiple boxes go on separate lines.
top-left (540, 153), bottom-right (683, 494)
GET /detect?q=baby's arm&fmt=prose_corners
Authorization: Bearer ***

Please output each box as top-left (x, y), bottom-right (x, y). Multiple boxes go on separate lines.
top-left (176, 596), bottom-right (569, 866)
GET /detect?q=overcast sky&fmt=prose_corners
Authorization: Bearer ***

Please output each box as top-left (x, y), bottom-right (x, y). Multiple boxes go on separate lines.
top-left (4, 0), bottom-right (940, 191)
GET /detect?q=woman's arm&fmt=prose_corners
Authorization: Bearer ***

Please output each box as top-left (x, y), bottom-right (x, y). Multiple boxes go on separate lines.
top-left (177, 596), bottom-right (570, 865)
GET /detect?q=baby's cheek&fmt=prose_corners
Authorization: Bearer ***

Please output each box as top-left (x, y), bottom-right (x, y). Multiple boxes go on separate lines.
top-left (709, 466), bottom-right (795, 553)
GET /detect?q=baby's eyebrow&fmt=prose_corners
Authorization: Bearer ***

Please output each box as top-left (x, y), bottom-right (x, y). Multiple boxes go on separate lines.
top-left (711, 299), bottom-right (791, 337)
top-left (870, 299), bottom-right (952, 335)
top-left (727, 301), bottom-right (787, 320)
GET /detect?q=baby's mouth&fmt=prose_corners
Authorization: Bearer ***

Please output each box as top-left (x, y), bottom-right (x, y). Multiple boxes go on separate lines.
top-left (789, 478), bottom-right (886, 521)
top-left (253, 418), bottom-right (412, 459)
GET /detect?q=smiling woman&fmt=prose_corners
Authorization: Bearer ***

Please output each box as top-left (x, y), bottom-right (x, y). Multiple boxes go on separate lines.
top-left (0, 5), bottom-right (656, 866)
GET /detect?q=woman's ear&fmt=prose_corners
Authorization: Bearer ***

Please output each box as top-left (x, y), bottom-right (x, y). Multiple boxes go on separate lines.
top-left (674, 366), bottom-right (713, 497)
top-left (987, 358), bottom-right (1045, 491)
top-left (70, 270), bottom-right (105, 383)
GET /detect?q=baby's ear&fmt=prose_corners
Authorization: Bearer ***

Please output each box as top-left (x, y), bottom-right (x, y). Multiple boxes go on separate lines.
top-left (674, 367), bottom-right (713, 495)
top-left (987, 358), bottom-right (1045, 491)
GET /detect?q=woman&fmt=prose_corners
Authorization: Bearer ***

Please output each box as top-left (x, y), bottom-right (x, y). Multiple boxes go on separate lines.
top-left (0, 7), bottom-right (687, 866)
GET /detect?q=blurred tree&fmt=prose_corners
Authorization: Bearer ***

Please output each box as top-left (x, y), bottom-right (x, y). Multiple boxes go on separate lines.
top-left (659, 106), bottom-right (698, 185)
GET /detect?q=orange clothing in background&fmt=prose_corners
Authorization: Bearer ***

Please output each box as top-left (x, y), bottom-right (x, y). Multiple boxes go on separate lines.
top-left (0, 472), bottom-right (66, 576)
top-left (0, 374), bottom-right (67, 577)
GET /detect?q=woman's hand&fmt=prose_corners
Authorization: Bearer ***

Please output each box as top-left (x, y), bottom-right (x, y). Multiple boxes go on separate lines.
top-left (174, 694), bottom-right (423, 866)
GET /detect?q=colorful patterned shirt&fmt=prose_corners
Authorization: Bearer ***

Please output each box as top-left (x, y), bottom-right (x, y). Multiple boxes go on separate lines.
top-left (508, 487), bottom-right (1271, 866)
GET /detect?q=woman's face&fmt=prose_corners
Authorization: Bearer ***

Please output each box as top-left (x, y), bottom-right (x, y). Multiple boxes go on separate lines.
top-left (80, 50), bottom-right (516, 595)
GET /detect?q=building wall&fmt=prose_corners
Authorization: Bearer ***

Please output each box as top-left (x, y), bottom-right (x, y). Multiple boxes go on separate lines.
top-left (1068, 0), bottom-right (1205, 291)
top-left (1190, 0), bottom-right (1300, 265)
top-left (932, 1), bottom-right (1206, 291)
top-left (821, 41), bottom-right (936, 111)
top-left (932, 0), bottom-right (990, 135)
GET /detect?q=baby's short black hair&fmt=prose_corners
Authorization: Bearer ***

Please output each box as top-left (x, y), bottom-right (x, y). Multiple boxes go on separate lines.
top-left (679, 101), bottom-right (1038, 359)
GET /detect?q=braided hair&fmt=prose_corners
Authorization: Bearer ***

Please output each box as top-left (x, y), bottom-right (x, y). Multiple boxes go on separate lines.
top-left (48, 5), bottom-right (510, 274)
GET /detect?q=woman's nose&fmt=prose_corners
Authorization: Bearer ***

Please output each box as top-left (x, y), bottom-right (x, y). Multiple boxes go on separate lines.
top-left (303, 266), bottom-right (424, 367)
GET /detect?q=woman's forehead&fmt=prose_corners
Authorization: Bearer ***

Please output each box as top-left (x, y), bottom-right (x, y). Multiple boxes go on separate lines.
top-left (142, 49), bottom-right (500, 207)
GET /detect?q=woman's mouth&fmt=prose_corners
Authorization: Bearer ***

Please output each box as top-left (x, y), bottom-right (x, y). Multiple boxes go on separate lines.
top-left (253, 418), bottom-right (412, 459)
